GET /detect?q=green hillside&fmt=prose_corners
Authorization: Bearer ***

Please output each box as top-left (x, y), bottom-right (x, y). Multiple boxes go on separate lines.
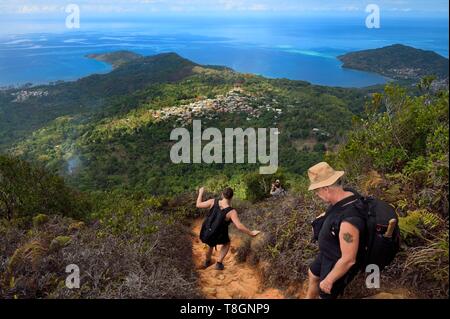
top-left (6, 52), bottom-right (369, 195)
top-left (0, 53), bottom-right (199, 149)
top-left (1, 51), bottom-right (448, 299)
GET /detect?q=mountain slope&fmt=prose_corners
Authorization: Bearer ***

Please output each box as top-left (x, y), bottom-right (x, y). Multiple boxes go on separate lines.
top-left (1, 51), bottom-right (448, 300)
top-left (0, 53), bottom-right (198, 150)
top-left (10, 62), bottom-right (368, 194)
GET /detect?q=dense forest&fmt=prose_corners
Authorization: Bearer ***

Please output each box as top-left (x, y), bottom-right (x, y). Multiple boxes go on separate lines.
top-left (0, 52), bottom-right (448, 299)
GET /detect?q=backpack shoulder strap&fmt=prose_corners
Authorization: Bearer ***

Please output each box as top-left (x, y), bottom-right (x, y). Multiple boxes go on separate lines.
top-left (341, 198), bottom-right (368, 221)
top-left (222, 207), bottom-right (234, 215)
top-left (333, 198), bottom-right (368, 235)
top-left (208, 198), bottom-right (219, 214)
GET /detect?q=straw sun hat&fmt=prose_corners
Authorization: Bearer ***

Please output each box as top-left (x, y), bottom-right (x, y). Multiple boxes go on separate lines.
top-left (307, 162), bottom-right (345, 191)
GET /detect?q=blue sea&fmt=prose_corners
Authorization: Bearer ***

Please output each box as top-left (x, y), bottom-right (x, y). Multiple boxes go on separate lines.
top-left (0, 16), bottom-right (448, 88)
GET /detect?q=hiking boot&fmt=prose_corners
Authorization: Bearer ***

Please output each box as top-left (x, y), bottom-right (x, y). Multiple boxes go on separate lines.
top-left (215, 262), bottom-right (224, 270)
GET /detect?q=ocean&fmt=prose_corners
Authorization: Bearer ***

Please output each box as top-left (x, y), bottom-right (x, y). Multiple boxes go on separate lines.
top-left (0, 16), bottom-right (448, 88)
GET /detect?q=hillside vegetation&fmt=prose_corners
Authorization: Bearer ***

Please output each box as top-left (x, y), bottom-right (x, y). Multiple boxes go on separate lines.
top-left (0, 52), bottom-right (448, 299)
top-left (0, 53), bottom-right (199, 149)
top-left (236, 80), bottom-right (449, 298)
top-left (6, 53), bottom-right (369, 195)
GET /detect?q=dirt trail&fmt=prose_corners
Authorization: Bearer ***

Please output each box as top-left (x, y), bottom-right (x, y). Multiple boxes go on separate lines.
top-left (190, 219), bottom-right (411, 299)
top-left (191, 219), bottom-right (285, 299)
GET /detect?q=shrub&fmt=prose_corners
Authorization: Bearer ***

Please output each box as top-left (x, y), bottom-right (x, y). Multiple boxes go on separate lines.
top-left (332, 84), bottom-right (449, 180)
top-left (204, 174), bottom-right (230, 194)
top-left (1, 211), bottom-right (201, 299)
top-left (32, 214), bottom-right (49, 227)
top-left (49, 236), bottom-right (72, 251)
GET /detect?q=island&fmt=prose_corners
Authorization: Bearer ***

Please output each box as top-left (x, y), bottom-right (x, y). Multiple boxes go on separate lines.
top-left (86, 50), bottom-right (143, 69)
top-left (338, 44), bottom-right (449, 82)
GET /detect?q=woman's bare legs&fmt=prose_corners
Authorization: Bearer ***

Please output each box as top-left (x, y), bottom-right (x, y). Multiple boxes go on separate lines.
top-left (217, 243), bottom-right (230, 264)
top-left (204, 246), bottom-right (214, 266)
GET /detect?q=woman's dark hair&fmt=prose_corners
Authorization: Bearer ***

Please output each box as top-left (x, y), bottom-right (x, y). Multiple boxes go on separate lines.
top-left (222, 187), bottom-right (234, 200)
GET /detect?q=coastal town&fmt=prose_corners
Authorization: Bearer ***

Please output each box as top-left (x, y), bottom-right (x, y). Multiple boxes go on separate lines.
top-left (152, 87), bottom-right (283, 126)
top-left (11, 89), bottom-right (49, 103)
top-left (95, 87), bottom-right (284, 139)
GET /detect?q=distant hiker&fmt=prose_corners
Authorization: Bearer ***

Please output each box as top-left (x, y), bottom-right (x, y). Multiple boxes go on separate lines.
top-left (196, 186), bottom-right (260, 270)
top-left (270, 179), bottom-right (286, 196)
top-left (305, 162), bottom-right (399, 299)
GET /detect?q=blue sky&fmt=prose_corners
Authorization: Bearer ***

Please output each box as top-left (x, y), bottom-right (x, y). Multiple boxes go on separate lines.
top-left (0, 0), bottom-right (448, 17)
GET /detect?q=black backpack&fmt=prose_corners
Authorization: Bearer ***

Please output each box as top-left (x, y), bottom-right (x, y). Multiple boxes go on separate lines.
top-left (200, 199), bottom-right (233, 247)
top-left (341, 195), bottom-right (401, 271)
top-left (358, 196), bottom-right (401, 270)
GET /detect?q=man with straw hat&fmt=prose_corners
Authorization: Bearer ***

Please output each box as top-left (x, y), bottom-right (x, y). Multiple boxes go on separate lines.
top-left (305, 162), bottom-right (366, 299)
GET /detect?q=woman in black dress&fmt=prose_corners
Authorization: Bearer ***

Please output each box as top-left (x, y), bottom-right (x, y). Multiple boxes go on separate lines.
top-left (196, 186), bottom-right (260, 270)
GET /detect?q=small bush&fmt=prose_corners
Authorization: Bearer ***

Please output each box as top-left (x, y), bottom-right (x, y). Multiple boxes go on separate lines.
top-left (49, 236), bottom-right (71, 251)
top-left (33, 214), bottom-right (49, 227)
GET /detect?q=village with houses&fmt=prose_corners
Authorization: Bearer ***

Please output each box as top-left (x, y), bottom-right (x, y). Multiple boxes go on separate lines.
top-left (11, 89), bottom-right (49, 103)
top-left (150, 87), bottom-right (283, 126)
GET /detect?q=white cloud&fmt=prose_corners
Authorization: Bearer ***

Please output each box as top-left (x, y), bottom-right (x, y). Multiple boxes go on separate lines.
top-left (390, 7), bottom-right (413, 12)
top-left (0, 0), bottom-right (448, 15)
top-left (15, 4), bottom-right (64, 14)
top-left (341, 6), bottom-right (360, 12)
top-left (248, 4), bottom-right (269, 11)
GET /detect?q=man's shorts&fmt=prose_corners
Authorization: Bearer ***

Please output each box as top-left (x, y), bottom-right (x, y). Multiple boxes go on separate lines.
top-left (310, 252), bottom-right (359, 299)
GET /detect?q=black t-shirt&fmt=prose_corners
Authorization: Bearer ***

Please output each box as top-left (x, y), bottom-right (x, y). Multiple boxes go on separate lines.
top-left (318, 192), bottom-right (366, 262)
